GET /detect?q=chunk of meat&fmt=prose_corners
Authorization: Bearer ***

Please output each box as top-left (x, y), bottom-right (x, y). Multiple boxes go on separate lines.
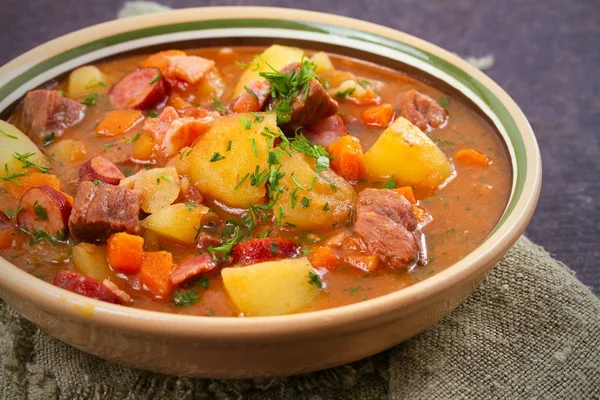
top-left (231, 238), bottom-right (300, 265)
top-left (79, 156), bottom-right (125, 185)
top-left (170, 252), bottom-right (218, 285)
top-left (354, 212), bottom-right (419, 270)
top-left (358, 188), bottom-right (417, 231)
top-left (20, 90), bottom-right (85, 141)
top-left (177, 106), bottom-right (219, 119)
top-left (304, 114), bottom-right (348, 147)
top-left (273, 62), bottom-right (339, 130)
top-left (109, 67), bottom-right (168, 110)
top-left (53, 270), bottom-right (121, 304)
top-left (143, 106), bottom-right (179, 143)
top-left (17, 186), bottom-right (72, 238)
top-left (164, 55), bottom-right (215, 85)
top-left (163, 116), bottom-right (214, 156)
top-left (102, 279), bottom-right (132, 304)
top-left (68, 181), bottom-right (141, 243)
top-left (228, 80), bottom-right (271, 113)
top-left (399, 89), bottom-right (447, 132)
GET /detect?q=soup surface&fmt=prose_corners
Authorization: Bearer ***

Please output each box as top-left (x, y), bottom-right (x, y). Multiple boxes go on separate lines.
top-left (0, 45), bottom-right (511, 316)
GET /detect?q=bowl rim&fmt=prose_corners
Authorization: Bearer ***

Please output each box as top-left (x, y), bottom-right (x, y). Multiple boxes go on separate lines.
top-left (0, 6), bottom-right (541, 339)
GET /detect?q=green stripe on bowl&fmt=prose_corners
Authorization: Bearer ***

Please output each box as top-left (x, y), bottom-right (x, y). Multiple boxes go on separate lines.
top-left (0, 18), bottom-right (526, 232)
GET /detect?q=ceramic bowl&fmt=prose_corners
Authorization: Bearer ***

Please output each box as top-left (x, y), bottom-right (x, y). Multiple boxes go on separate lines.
top-left (0, 7), bottom-right (541, 378)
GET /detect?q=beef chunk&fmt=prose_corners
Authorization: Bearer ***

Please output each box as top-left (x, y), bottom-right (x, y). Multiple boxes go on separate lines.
top-left (170, 253), bottom-right (218, 285)
top-left (399, 89), bottom-right (447, 132)
top-left (354, 212), bottom-right (419, 270)
top-left (274, 62), bottom-right (339, 130)
top-left (21, 90), bottom-right (85, 142)
top-left (358, 188), bottom-right (417, 231)
top-left (227, 80), bottom-right (271, 113)
top-left (304, 114), bottom-right (348, 148)
top-left (353, 188), bottom-right (425, 270)
top-left (68, 181), bottom-right (141, 243)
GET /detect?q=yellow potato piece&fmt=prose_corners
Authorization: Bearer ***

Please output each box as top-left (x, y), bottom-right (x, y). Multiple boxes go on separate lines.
top-left (141, 203), bottom-right (209, 244)
top-left (72, 243), bottom-right (116, 282)
top-left (46, 139), bottom-right (88, 164)
top-left (363, 117), bottom-right (454, 190)
top-left (130, 167), bottom-right (180, 213)
top-left (0, 120), bottom-right (48, 178)
top-left (186, 113), bottom-right (276, 209)
top-left (275, 151), bottom-right (356, 230)
top-left (310, 51), bottom-right (335, 73)
top-left (67, 66), bottom-right (107, 99)
top-left (222, 257), bottom-right (321, 316)
top-left (233, 45), bottom-right (304, 97)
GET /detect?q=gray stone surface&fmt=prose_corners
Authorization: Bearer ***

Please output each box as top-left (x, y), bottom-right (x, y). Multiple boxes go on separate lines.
top-left (0, 0), bottom-right (598, 292)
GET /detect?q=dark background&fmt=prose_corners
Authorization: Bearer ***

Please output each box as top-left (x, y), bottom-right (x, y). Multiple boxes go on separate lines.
top-left (1, 0), bottom-right (598, 293)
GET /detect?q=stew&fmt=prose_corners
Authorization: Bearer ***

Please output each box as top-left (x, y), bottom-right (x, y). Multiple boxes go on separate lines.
top-left (0, 45), bottom-right (511, 316)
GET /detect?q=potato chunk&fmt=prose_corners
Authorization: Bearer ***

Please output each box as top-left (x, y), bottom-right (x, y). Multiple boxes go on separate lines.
top-left (233, 45), bottom-right (304, 97)
top-left (222, 257), bottom-right (321, 316)
top-left (185, 113), bottom-right (276, 208)
top-left (125, 167), bottom-right (180, 213)
top-left (275, 151), bottom-right (356, 230)
top-left (310, 51), bottom-right (335, 73)
top-left (363, 117), bottom-right (454, 190)
top-left (0, 120), bottom-right (48, 179)
top-left (72, 242), bottom-right (116, 282)
top-left (140, 203), bottom-right (209, 244)
top-left (67, 66), bottom-right (107, 99)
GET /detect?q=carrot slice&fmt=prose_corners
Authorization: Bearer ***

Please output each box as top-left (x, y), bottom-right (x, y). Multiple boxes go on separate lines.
top-left (327, 135), bottom-right (364, 181)
top-left (362, 103), bottom-right (394, 127)
top-left (4, 173), bottom-right (62, 200)
top-left (308, 246), bottom-right (340, 270)
top-left (95, 109), bottom-right (143, 137)
top-left (140, 49), bottom-right (187, 72)
top-left (0, 228), bottom-right (15, 249)
top-left (392, 187), bottom-right (416, 204)
top-left (455, 149), bottom-right (491, 167)
top-left (107, 232), bottom-right (144, 273)
top-left (139, 251), bottom-right (174, 298)
top-left (132, 133), bottom-right (154, 161)
top-left (345, 254), bottom-right (380, 272)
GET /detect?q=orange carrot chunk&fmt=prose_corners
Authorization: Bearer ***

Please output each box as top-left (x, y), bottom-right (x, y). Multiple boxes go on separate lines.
top-left (0, 228), bottom-right (15, 249)
top-left (95, 109), bottom-right (143, 137)
top-left (362, 103), bottom-right (394, 127)
top-left (140, 49), bottom-right (187, 72)
top-left (455, 149), bottom-right (491, 167)
top-left (327, 135), bottom-right (364, 181)
top-left (345, 254), bottom-right (380, 272)
top-left (139, 251), bottom-right (174, 298)
top-left (4, 173), bottom-right (62, 200)
top-left (308, 246), bottom-right (340, 270)
top-left (107, 232), bottom-right (144, 273)
top-left (392, 187), bottom-right (417, 204)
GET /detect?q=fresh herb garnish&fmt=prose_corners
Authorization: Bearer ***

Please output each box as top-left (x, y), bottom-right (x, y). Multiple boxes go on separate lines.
top-left (382, 176), bottom-right (397, 189)
top-left (128, 133), bottom-right (141, 143)
top-left (1, 164), bottom-right (27, 185)
top-left (308, 271), bottom-right (323, 288)
top-left (81, 93), bottom-right (99, 106)
top-left (244, 85), bottom-right (259, 101)
top-left (259, 57), bottom-right (317, 124)
top-left (148, 111), bottom-right (159, 118)
top-left (0, 129), bottom-right (17, 139)
top-left (173, 289), bottom-right (200, 307)
top-left (270, 241), bottom-right (278, 256)
top-left (212, 97), bottom-right (227, 114)
top-left (357, 78), bottom-right (372, 88)
top-left (438, 96), bottom-right (450, 109)
top-left (234, 173), bottom-right (250, 190)
top-left (335, 87), bottom-right (355, 98)
top-left (43, 132), bottom-right (56, 146)
top-left (240, 116), bottom-right (252, 130)
top-left (226, 140), bottom-right (232, 152)
top-left (250, 138), bottom-right (258, 156)
top-left (149, 74), bottom-right (162, 85)
top-left (210, 152), bottom-right (226, 162)
top-left (159, 173), bottom-right (172, 183)
top-left (33, 201), bottom-right (48, 221)
top-left (344, 286), bottom-right (361, 295)
top-left (301, 197), bottom-right (310, 208)
top-left (322, 202), bottom-right (330, 212)
top-left (184, 202), bottom-right (196, 210)
top-left (193, 275), bottom-right (210, 289)
top-left (12, 152), bottom-right (50, 173)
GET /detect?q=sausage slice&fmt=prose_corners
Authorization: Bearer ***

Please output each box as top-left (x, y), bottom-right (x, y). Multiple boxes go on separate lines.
top-left (109, 67), bottom-right (168, 109)
top-left (79, 156), bottom-right (125, 185)
top-left (53, 270), bottom-right (121, 304)
top-left (17, 186), bottom-right (72, 238)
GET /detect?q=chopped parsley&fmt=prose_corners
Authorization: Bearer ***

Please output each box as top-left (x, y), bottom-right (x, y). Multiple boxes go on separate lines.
top-left (84, 77), bottom-right (107, 89)
top-left (193, 275), bottom-right (210, 290)
top-left (149, 74), bottom-right (162, 85)
top-left (43, 132), bottom-right (56, 146)
top-left (382, 176), bottom-right (397, 189)
top-left (344, 286), bottom-right (361, 295)
top-left (259, 57), bottom-right (316, 124)
top-left (322, 202), bottom-right (330, 212)
top-left (226, 140), bottom-right (232, 152)
top-left (0, 128), bottom-right (17, 139)
top-left (173, 289), bottom-right (200, 307)
top-left (212, 97), bottom-right (227, 114)
top-left (357, 78), bottom-right (372, 88)
top-left (438, 96), bottom-right (451, 109)
top-left (159, 173), bottom-right (173, 183)
top-left (240, 116), bottom-right (252, 130)
top-left (270, 241), bottom-right (279, 256)
top-left (184, 202), bottom-right (196, 210)
top-left (209, 152), bottom-right (226, 162)
top-left (250, 138), bottom-right (258, 156)
top-left (244, 85), bottom-right (259, 100)
top-left (32, 201), bottom-right (48, 221)
top-left (4, 205), bottom-right (23, 219)
top-left (308, 271), bottom-right (323, 288)
top-left (335, 87), bottom-right (355, 98)
top-left (127, 133), bottom-right (141, 143)
top-left (258, 230), bottom-right (271, 238)
top-left (1, 164), bottom-right (27, 185)
top-left (234, 173), bottom-right (250, 190)
top-left (300, 196), bottom-right (310, 208)
top-left (13, 152), bottom-right (50, 173)
top-left (148, 111), bottom-right (159, 118)
top-left (81, 93), bottom-right (99, 106)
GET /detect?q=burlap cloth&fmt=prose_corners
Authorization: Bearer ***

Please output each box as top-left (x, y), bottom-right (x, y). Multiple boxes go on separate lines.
top-left (1, 237), bottom-right (599, 399)
top-left (1, 4), bottom-right (599, 398)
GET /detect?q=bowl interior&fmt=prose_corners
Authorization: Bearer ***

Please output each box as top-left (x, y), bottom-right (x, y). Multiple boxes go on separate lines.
top-left (0, 9), bottom-right (540, 334)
